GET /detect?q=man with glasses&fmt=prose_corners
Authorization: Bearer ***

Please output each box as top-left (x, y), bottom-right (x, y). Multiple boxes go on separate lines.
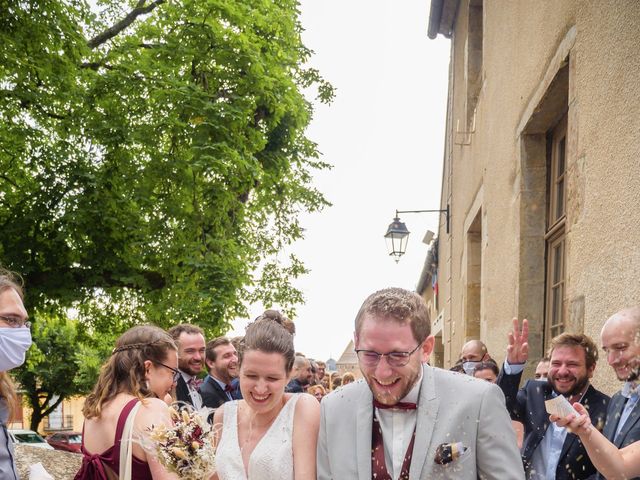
top-left (0, 270), bottom-right (31, 480)
top-left (168, 323), bottom-right (206, 408)
top-left (317, 287), bottom-right (524, 479)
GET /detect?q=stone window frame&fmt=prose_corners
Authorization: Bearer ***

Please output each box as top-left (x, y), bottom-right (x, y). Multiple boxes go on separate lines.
top-left (515, 26), bottom-right (575, 357)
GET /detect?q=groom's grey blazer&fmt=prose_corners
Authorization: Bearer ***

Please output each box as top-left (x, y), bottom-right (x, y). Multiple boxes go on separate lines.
top-left (317, 365), bottom-right (525, 480)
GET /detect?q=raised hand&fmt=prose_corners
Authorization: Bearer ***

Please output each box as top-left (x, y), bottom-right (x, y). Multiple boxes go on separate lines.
top-left (506, 318), bottom-right (529, 364)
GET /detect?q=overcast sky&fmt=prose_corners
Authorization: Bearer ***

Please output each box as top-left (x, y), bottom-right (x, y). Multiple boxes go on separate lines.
top-left (230, 0), bottom-right (451, 362)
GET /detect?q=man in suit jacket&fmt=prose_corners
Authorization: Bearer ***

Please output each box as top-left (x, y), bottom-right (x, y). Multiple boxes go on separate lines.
top-left (497, 320), bottom-right (610, 479)
top-left (200, 336), bottom-right (239, 409)
top-left (168, 324), bottom-right (206, 408)
top-left (317, 288), bottom-right (525, 480)
top-left (597, 307), bottom-right (640, 479)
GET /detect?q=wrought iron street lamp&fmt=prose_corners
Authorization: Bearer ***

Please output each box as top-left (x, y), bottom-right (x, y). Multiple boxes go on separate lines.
top-left (384, 217), bottom-right (410, 263)
top-left (384, 205), bottom-right (450, 262)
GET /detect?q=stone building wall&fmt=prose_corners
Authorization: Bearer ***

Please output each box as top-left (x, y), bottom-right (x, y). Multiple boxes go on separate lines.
top-left (427, 0), bottom-right (640, 394)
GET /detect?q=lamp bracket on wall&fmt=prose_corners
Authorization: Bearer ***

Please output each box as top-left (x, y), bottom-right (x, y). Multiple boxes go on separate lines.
top-left (383, 205), bottom-right (451, 262)
top-left (394, 206), bottom-right (450, 234)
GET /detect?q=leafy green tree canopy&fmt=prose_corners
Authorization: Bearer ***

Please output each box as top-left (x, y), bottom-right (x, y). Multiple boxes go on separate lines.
top-left (0, 0), bottom-right (334, 334)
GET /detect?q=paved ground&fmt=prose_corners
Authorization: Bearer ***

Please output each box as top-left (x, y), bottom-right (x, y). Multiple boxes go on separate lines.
top-left (15, 444), bottom-right (82, 479)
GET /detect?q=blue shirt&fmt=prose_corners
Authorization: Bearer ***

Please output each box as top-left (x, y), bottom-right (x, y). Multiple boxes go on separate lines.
top-left (503, 360), bottom-right (568, 480)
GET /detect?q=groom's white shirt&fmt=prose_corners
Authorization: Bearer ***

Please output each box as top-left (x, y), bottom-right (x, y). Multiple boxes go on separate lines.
top-left (376, 369), bottom-right (421, 478)
top-left (317, 364), bottom-right (525, 480)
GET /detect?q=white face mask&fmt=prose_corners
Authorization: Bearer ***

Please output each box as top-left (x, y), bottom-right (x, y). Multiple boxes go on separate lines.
top-left (462, 361), bottom-right (481, 376)
top-left (0, 327), bottom-right (32, 371)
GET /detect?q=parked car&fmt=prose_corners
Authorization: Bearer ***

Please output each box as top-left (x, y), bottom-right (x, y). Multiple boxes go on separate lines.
top-left (8, 429), bottom-right (54, 449)
top-left (46, 431), bottom-right (83, 453)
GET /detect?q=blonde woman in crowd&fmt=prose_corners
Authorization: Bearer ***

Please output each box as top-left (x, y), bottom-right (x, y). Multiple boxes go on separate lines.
top-left (308, 384), bottom-right (326, 402)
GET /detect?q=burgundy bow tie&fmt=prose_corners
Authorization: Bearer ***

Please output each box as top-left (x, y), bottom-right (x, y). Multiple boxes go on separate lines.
top-left (188, 377), bottom-right (203, 388)
top-left (373, 399), bottom-right (417, 410)
top-left (224, 384), bottom-right (234, 393)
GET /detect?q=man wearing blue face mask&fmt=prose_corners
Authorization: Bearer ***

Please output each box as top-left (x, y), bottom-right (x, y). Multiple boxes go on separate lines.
top-left (0, 270), bottom-right (32, 480)
top-left (459, 339), bottom-right (493, 375)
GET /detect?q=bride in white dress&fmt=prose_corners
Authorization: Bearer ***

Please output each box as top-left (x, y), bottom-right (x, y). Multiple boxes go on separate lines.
top-left (213, 311), bottom-right (320, 480)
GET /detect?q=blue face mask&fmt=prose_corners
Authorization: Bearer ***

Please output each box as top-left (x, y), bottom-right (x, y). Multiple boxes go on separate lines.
top-left (0, 327), bottom-right (32, 371)
top-left (462, 361), bottom-right (481, 376)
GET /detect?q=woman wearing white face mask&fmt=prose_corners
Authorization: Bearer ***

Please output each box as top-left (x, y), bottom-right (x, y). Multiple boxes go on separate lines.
top-left (0, 270), bottom-right (32, 480)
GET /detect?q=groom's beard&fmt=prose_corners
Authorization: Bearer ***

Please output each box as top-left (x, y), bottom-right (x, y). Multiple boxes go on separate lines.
top-left (363, 361), bottom-right (422, 406)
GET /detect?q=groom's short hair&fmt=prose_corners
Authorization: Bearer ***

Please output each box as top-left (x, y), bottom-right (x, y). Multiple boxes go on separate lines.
top-left (355, 288), bottom-right (430, 343)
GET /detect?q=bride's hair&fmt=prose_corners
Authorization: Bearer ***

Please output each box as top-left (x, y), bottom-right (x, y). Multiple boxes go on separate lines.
top-left (82, 325), bottom-right (176, 418)
top-left (239, 310), bottom-right (295, 372)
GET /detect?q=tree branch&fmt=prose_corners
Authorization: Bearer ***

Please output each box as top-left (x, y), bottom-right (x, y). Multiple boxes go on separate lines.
top-left (27, 267), bottom-right (167, 292)
top-left (88, 0), bottom-right (166, 49)
top-left (1, 89), bottom-right (67, 120)
top-left (80, 61), bottom-right (114, 71)
top-left (40, 395), bottom-right (65, 420)
top-left (34, 104), bottom-right (66, 120)
top-left (0, 175), bottom-right (19, 189)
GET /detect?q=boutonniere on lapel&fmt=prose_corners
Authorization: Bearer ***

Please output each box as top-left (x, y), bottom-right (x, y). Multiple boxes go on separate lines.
top-left (434, 442), bottom-right (469, 465)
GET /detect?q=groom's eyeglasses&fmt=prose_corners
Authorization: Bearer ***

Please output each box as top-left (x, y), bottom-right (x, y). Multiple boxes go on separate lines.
top-left (154, 361), bottom-right (181, 382)
top-left (355, 343), bottom-right (422, 368)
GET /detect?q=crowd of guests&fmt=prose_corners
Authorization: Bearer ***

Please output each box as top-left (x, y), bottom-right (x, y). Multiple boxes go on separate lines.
top-left (2, 266), bottom-right (640, 479)
top-left (444, 310), bottom-right (640, 480)
top-left (163, 313), bottom-right (356, 413)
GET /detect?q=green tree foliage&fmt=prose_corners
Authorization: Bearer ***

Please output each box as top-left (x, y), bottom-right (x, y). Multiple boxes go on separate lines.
top-left (13, 314), bottom-right (113, 431)
top-left (0, 0), bottom-right (334, 335)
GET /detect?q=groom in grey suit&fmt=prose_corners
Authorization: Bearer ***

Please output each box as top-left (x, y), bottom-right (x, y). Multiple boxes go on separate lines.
top-left (317, 288), bottom-right (524, 480)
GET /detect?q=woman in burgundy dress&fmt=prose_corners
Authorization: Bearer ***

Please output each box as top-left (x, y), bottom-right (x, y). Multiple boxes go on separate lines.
top-left (76, 325), bottom-right (180, 480)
